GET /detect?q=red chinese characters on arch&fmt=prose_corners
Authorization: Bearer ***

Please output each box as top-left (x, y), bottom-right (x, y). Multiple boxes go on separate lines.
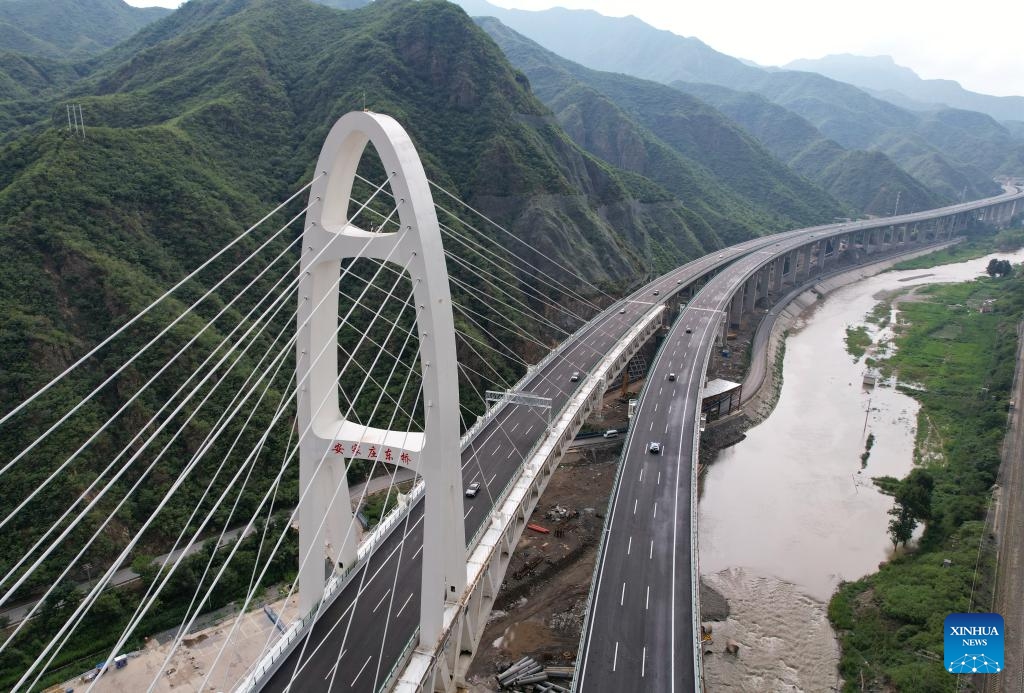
top-left (327, 441), bottom-right (415, 467)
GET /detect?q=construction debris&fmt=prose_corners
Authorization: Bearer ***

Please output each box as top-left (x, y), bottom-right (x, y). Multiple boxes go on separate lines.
top-left (496, 656), bottom-right (573, 692)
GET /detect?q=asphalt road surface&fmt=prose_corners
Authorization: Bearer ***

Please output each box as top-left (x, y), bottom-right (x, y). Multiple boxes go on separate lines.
top-left (262, 188), bottom-right (1024, 692)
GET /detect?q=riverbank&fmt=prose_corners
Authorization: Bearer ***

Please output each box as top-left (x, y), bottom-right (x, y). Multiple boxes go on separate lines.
top-left (699, 243), bottom-right (1024, 691)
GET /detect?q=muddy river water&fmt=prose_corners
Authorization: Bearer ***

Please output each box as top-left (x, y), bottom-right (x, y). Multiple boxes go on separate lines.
top-left (698, 248), bottom-right (1024, 690)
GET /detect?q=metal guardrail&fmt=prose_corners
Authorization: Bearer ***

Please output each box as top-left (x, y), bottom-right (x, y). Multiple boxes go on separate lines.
top-left (379, 629), bottom-right (419, 692)
top-left (572, 302), bottom-right (685, 692)
top-left (240, 300), bottom-right (631, 691)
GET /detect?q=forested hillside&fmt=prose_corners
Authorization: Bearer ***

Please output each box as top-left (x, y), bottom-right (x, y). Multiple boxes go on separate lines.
top-left (456, 0), bottom-right (1017, 203)
top-left (0, 0), bottom-right (169, 58)
top-left (674, 82), bottom-right (941, 215)
top-left (0, 0), bottom-right (854, 620)
top-left (478, 18), bottom-right (847, 236)
top-left (785, 54), bottom-right (1024, 123)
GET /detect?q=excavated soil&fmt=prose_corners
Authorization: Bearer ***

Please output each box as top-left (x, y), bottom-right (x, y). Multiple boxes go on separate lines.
top-left (464, 445), bottom-right (618, 691)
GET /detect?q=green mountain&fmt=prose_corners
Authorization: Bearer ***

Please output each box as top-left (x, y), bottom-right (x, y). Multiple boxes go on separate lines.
top-left (673, 82), bottom-right (942, 215)
top-left (454, 0), bottom-right (1014, 200)
top-left (0, 0), bottom-right (864, 612)
top-left (0, 0), bottom-right (171, 58)
top-left (478, 17), bottom-right (846, 235)
top-left (785, 54), bottom-right (1024, 124)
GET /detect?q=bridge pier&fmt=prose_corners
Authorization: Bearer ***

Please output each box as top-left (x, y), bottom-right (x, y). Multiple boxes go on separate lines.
top-left (770, 256), bottom-right (784, 293)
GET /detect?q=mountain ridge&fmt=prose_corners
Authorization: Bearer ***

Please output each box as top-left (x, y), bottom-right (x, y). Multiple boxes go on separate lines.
top-left (785, 54), bottom-right (1024, 123)
top-left (0, 0), bottom-right (170, 58)
top-left (453, 0), bottom-right (1013, 201)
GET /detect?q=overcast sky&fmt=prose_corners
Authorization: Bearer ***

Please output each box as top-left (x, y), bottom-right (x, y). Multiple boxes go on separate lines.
top-left (125, 0), bottom-right (1023, 98)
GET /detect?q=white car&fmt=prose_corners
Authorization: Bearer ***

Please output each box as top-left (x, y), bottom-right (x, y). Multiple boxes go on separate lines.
top-left (465, 482), bottom-right (481, 498)
top-left (571, 371), bottom-right (580, 382)
top-left (648, 442), bottom-right (661, 454)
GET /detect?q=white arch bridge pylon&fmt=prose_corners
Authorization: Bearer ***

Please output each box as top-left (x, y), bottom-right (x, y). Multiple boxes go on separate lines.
top-left (267, 109), bottom-right (663, 692)
top-left (296, 110), bottom-right (466, 644)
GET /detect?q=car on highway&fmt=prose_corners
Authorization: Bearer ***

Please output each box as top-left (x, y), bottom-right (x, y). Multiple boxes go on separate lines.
top-left (653, 290), bottom-right (660, 296)
top-left (570, 371), bottom-right (580, 381)
top-left (619, 308), bottom-right (626, 314)
top-left (685, 327), bottom-right (692, 334)
top-left (648, 441), bottom-right (661, 454)
top-left (667, 373), bottom-right (676, 381)
top-left (465, 482), bottom-right (481, 498)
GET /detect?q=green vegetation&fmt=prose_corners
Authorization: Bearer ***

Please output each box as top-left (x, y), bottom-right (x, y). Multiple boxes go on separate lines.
top-left (845, 325), bottom-right (871, 359)
top-left (480, 16), bottom-right (848, 241)
top-left (5, 519), bottom-right (299, 691)
top-left (865, 301), bottom-right (891, 328)
top-left (892, 225), bottom-right (1024, 271)
top-left (860, 432), bottom-right (875, 468)
top-left (360, 481), bottom-right (415, 527)
top-left (829, 271), bottom-right (1023, 691)
top-left (0, 0), bottom-right (170, 59)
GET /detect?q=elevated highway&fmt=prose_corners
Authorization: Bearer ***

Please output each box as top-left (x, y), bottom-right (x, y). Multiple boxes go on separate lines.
top-left (255, 186), bottom-right (1023, 692)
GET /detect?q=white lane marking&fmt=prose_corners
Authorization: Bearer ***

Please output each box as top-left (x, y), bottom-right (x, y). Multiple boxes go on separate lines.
top-left (351, 655), bottom-right (373, 687)
top-left (653, 502), bottom-right (658, 519)
top-left (649, 421), bottom-right (654, 431)
top-left (511, 422), bottom-right (520, 432)
top-left (507, 449), bottom-right (514, 459)
top-left (649, 540), bottom-right (654, 559)
top-left (633, 499), bottom-right (638, 515)
top-left (526, 424), bottom-right (534, 435)
top-left (620, 582), bottom-right (626, 606)
top-left (654, 403), bottom-right (659, 413)
top-left (627, 536), bottom-right (632, 555)
top-left (464, 506), bottom-right (473, 519)
top-left (372, 589), bottom-right (391, 613)
top-left (613, 642), bottom-right (619, 672)
top-left (413, 543), bottom-right (423, 560)
top-left (489, 473), bottom-right (497, 485)
top-left (396, 592), bottom-right (414, 618)
top-left (642, 646), bottom-right (647, 678)
top-left (639, 467), bottom-right (644, 482)
top-left (658, 387), bottom-right (663, 396)
top-left (664, 424), bottom-right (669, 434)
top-left (492, 445), bottom-right (500, 456)
top-left (657, 471), bottom-right (661, 485)
top-left (646, 585), bottom-right (650, 610)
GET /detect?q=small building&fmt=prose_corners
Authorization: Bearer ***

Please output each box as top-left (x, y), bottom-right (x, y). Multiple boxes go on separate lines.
top-left (702, 378), bottom-right (742, 421)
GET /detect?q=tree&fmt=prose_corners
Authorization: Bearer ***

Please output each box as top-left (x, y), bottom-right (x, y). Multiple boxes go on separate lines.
top-left (887, 503), bottom-right (916, 550)
top-left (896, 468), bottom-right (934, 522)
top-left (986, 259), bottom-right (1013, 277)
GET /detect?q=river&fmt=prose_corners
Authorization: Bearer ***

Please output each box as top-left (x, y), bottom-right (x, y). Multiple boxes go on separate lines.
top-left (698, 247), bottom-right (1024, 691)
